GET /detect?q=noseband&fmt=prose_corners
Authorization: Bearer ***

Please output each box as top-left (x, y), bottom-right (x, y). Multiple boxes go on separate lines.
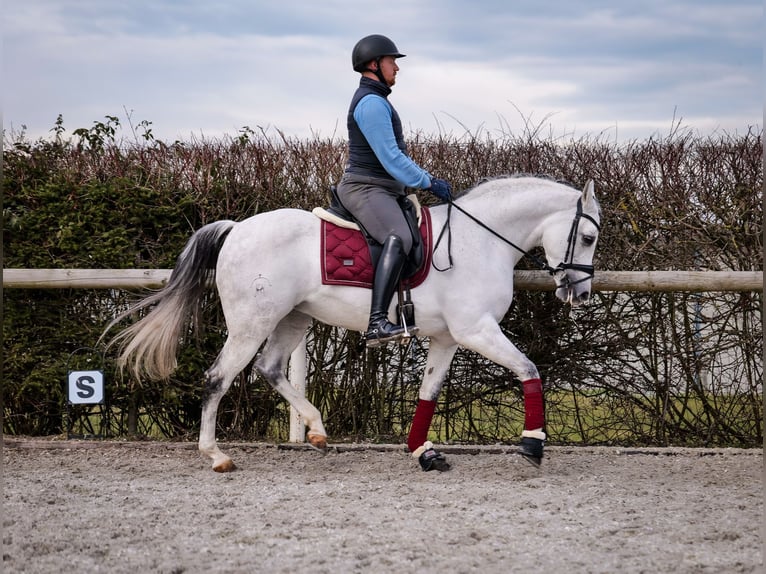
top-left (433, 196), bottom-right (600, 284)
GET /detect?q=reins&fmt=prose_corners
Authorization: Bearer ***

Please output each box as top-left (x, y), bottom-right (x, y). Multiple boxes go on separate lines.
top-left (432, 194), bottom-right (600, 283)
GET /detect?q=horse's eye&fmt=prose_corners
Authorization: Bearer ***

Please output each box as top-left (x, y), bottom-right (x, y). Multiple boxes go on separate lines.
top-left (582, 235), bottom-right (596, 246)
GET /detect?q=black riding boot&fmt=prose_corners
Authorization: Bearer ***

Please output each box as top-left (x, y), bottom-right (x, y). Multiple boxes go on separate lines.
top-left (365, 235), bottom-right (407, 347)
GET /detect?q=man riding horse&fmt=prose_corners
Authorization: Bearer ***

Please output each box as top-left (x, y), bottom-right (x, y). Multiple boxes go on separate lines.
top-left (335, 34), bottom-right (453, 347)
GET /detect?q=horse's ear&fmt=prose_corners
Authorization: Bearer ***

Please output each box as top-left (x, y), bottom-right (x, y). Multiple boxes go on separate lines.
top-left (582, 179), bottom-right (596, 205)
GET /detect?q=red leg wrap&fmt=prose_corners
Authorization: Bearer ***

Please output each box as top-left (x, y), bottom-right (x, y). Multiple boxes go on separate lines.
top-left (522, 378), bottom-right (544, 430)
top-left (407, 399), bottom-right (437, 452)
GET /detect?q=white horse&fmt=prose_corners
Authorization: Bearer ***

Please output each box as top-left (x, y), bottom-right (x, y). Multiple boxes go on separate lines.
top-left (103, 176), bottom-right (601, 472)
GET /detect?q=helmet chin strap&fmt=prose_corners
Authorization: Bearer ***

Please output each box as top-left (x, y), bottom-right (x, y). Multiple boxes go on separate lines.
top-left (366, 58), bottom-right (387, 84)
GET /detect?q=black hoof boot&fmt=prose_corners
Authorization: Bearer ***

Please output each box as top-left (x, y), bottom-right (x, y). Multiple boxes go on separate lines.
top-left (518, 436), bottom-right (544, 467)
top-left (418, 445), bottom-right (451, 472)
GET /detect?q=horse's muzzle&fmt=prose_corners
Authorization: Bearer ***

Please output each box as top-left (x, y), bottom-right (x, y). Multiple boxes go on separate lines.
top-left (555, 286), bottom-right (591, 306)
top-left (554, 272), bottom-right (592, 306)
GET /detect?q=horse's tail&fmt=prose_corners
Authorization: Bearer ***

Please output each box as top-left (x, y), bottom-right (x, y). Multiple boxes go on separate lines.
top-left (100, 220), bottom-right (237, 381)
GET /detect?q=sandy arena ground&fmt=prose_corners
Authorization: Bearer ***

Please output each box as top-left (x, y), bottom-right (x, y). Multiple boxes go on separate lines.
top-left (2, 439), bottom-right (763, 573)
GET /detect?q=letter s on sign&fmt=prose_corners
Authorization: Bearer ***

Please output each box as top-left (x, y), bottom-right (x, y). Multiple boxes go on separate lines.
top-left (76, 375), bottom-right (96, 399)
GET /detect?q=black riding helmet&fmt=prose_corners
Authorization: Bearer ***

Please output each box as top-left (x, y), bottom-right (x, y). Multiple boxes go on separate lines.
top-left (352, 34), bottom-right (406, 83)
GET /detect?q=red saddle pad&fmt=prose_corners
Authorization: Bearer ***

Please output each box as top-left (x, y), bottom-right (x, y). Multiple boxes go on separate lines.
top-left (320, 206), bottom-right (432, 289)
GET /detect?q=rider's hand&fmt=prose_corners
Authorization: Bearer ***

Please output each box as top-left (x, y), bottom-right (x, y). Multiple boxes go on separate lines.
top-left (429, 177), bottom-right (452, 201)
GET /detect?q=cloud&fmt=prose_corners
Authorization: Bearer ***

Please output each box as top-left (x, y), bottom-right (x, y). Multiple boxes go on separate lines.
top-left (3, 0), bottom-right (761, 143)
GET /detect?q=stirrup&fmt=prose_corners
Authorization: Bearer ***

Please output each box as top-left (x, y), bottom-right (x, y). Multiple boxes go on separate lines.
top-left (397, 296), bottom-right (418, 343)
top-left (398, 323), bottom-right (419, 344)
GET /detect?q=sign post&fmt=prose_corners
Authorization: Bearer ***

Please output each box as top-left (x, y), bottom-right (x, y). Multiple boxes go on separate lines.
top-left (65, 348), bottom-right (109, 439)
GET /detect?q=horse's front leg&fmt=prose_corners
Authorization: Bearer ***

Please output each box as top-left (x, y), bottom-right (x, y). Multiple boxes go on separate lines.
top-left (453, 315), bottom-right (546, 466)
top-left (408, 336), bottom-right (458, 471)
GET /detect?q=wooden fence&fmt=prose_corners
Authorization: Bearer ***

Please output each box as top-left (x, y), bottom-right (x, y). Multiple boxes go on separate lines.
top-left (4, 268), bottom-right (762, 442)
top-left (3, 268), bottom-right (763, 292)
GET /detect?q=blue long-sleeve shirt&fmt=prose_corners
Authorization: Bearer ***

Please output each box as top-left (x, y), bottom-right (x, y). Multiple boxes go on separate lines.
top-left (353, 94), bottom-right (432, 189)
top-left (345, 76), bottom-right (433, 189)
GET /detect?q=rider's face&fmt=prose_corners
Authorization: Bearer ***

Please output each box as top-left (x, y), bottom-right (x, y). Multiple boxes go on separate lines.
top-left (376, 56), bottom-right (399, 87)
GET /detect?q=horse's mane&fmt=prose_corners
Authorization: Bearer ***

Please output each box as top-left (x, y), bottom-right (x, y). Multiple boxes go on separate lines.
top-left (457, 174), bottom-right (579, 199)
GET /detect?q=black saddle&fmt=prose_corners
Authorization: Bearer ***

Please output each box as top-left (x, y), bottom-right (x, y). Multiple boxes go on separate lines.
top-left (327, 186), bottom-right (424, 281)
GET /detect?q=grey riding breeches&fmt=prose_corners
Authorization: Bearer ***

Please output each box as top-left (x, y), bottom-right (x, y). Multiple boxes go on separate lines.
top-left (336, 173), bottom-right (414, 254)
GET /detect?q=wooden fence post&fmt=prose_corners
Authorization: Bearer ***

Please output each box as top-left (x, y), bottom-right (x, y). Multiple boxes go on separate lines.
top-left (288, 336), bottom-right (307, 443)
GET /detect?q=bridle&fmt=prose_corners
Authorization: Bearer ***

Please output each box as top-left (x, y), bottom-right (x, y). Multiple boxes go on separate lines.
top-left (432, 195), bottom-right (601, 287)
top-left (556, 196), bottom-right (601, 285)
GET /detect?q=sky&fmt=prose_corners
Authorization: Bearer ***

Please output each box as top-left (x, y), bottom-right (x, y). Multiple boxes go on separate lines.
top-left (3, 0), bottom-right (763, 144)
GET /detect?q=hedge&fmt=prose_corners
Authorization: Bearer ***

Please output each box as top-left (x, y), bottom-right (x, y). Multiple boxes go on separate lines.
top-left (2, 116), bottom-right (762, 446)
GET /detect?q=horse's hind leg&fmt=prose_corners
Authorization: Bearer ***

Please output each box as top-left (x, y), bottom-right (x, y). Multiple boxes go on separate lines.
top-left (199, 333), bottom-right (266, 472)
top-left (254, 311), bottom-right (328, 450)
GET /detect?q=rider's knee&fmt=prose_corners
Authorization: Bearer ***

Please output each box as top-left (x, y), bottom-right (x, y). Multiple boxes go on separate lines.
top-left (385, 233), bottom-right (412, 255)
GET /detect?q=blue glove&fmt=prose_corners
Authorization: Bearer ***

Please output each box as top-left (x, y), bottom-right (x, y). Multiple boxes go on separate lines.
top-left (429, 177), bottom-right (452, 201)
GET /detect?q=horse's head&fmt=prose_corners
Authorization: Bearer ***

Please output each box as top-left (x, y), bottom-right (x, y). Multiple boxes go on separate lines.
top-left (543, 180), bottom-right (601, 307)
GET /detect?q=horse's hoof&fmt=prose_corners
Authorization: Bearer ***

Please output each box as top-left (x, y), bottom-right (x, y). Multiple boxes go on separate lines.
top-left (520, 453), bottom-right (542, 467)
top-left (518, 436), bottom-right (544, 467)
top-left (419, 447), bottom-right (450, 472)
top-left (307, 432), bottom-right (328, 451)
top-left (212, 459), bottom-right (236, 473)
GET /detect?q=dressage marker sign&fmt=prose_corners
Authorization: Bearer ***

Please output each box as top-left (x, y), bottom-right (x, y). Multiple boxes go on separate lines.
top-left (67, 370), bottom-right (104, 405)
top-left (65, 348), bottom-right (109, 439)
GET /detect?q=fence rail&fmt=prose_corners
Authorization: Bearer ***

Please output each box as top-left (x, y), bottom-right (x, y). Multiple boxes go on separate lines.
top-left (3, 268), bottom-right (763, 292)
top-left (5, 267), bottom-right (761, 443)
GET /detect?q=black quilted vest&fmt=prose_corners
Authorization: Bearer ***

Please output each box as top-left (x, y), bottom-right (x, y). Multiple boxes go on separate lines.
top-left (345, 77), bottom-right (407, 180)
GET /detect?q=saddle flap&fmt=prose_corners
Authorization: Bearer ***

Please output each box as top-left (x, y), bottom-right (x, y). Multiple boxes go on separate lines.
top-left (320, 206), bottom-right (433, 290)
